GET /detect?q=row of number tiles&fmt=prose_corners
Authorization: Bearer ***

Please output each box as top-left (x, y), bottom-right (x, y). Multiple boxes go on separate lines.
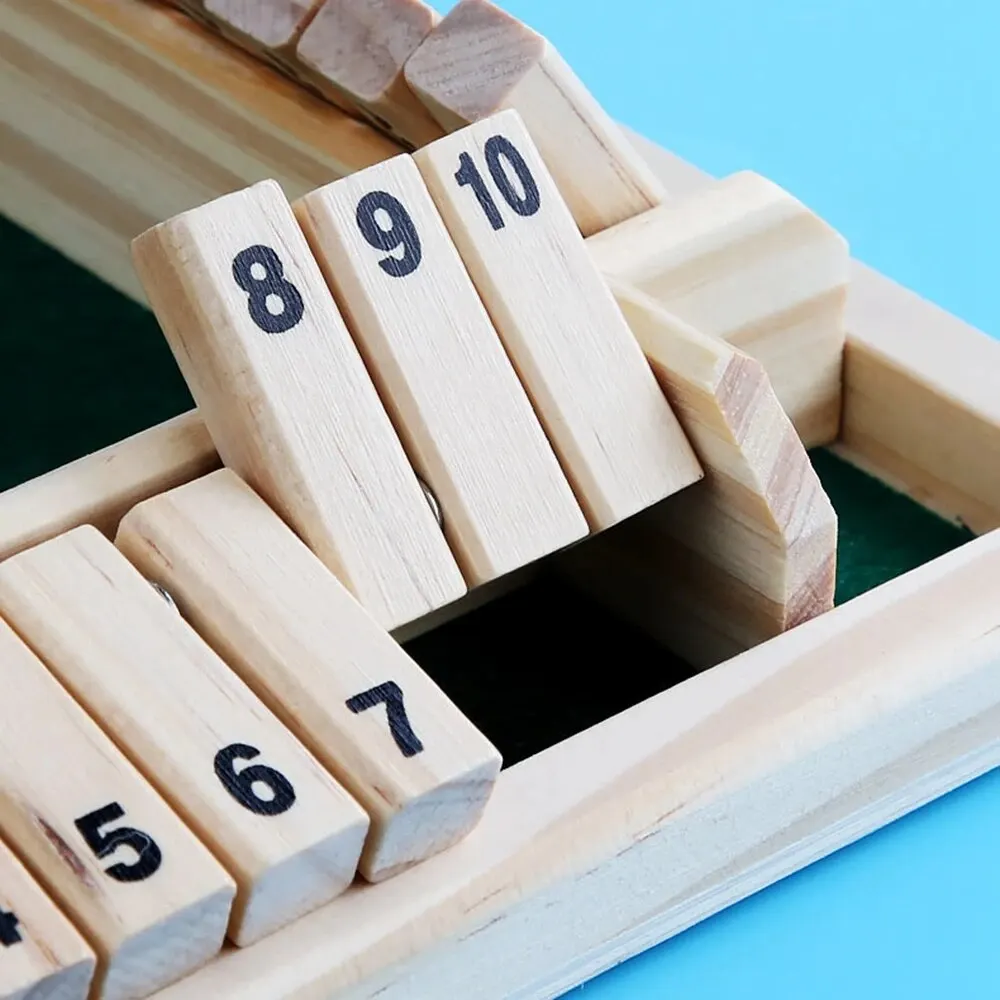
top-left (0, 468), bottom-right (501, 1000)
top-left (132, 109), bottom-right (702, 635)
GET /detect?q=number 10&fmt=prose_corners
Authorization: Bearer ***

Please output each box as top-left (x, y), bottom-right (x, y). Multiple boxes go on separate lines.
top-left (455, 135), bottom-right (541, 231)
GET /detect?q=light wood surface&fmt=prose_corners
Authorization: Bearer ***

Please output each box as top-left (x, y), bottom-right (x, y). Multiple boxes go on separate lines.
top-left (0, 527), bottom-right (369, 947)
top-left (132, 178), bottom-right (466, 630)
top-left (0, 412), bottom-right (218, 564)
top-left (0, 838), bottom-right (95, 1000)
top-left (0, 409), bottom-right (535, 645)
top-left (295, 153), bottom-right (588, 584)
top-left (414, 110), bottom-right (703, 530)
top-left (0, 617), bottom-right (234, 1000)
top-left (404, 0), bottom-right (665, 236)
top-left (0, 0), bottom-right (401, 300)
top-left (296, 0), bottom-right (444, 148)
top-left (561, 281), bottom-right (837, 667)
top-left (148, 527), bottom-right (1000, 1000)
top-left (587, 170), bottom-right (850, 447)
top-left (116, 470), bottom-right (503, 883)
top-left (836, 260), bottom-right (1000, 533)
top-left (200, 0), bottom-right (323, 51)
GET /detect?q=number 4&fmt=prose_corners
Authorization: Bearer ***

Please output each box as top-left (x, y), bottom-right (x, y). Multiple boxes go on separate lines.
top-left (346, 682), bottom-right (424, 758)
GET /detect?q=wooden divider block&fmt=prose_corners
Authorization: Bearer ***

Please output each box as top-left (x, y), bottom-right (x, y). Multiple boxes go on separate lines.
top-left (294, 154), bottom-right (588, 584)
top-left (413, 110), bottom-right (702, 531)
top-left (0, 527), bottom-right (369, 948)
top-left (405, 0), bottom-right (665, 236)
top-left (0, 618), bottom-right (234, 1000)
top-left (560, 282), bottom-right (838, 667)
top-left (295, 0), bottom-right (445, 148)
top-left (132, 179), bottom-right (466, 631)
top-left (0, 838), bottom-right (95, 1000)
top-left (586, 171), bottom-right (850, 447)
top-left (116, 470), bottom-right (503, 883)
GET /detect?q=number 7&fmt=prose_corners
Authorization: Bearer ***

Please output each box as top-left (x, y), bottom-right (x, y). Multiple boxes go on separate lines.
top-left (346, 682), bottom-right (424, 758)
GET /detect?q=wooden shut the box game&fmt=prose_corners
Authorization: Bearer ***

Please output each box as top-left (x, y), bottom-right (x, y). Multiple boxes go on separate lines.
top-left (1, 1), bottom-right (1000, 998)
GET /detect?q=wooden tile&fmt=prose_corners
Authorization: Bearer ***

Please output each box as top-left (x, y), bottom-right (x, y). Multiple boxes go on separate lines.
top-left (0, 526), bottom-right (369, 947)
top-left (586, 170), bottom-right (850, 447)
top-left (413, 110), bottom-right (702, 531)
top-left (202, 0), bottom-right (323, 51)
top-left (294, 154), bottom-right (588, 584)
top-left (0, 618), bottom-right (234, 1000)
top-left (295, 0), bottom-right (444, 148)
top-left (116, 469), bottom-right (503, 883)
top-left (0, 837), bottom-right (95, 1000)
top-left (404, 0), bottom-right (665, 236)
top-left (560, 281), bottom-right (838, 668)
top-left (131, 179), bottom-right (466, 631)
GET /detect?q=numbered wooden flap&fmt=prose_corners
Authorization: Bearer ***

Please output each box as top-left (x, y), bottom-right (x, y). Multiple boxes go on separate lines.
top-left (116, 469), bottom-right (503, 883)
top-left (0, 526), bottom-right (369, 948)
top-left (412, 110), bottom-right (703, 531)
top-left (295, 0), bottom-right (444, 148)
top-left (0, 836), bottom-right (95, 1000)
top-left (294, 154), bottom-right (588, 586)
top-left (0, 616), bottom-right (234, 1000)
top-left (131, 179), bottom-right (466, 631)
top-left (404, 0), bottom-right (665, 235)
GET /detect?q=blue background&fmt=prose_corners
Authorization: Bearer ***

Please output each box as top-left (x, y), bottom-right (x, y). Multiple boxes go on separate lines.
top-left (427, 1), bottom-right (1000, 997)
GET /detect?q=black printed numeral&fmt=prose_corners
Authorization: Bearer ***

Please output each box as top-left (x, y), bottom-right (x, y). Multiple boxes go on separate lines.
top-left (455, 135), bottom-right (542, 231)
top-left (74, 803), bottom-right (162, 883)
top-left (346, 682), bottom-right (424, 758)
top-left (232, 244), bottom-right (305, 334)
top-left (356, 191), bottom-right (423, 278)
top-left (214, 744), bottom-right (296, 817)
top-left (0, 910), bottom-right (20, 948)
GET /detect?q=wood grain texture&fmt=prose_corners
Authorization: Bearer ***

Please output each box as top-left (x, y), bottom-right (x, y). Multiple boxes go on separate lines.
top-left (116, 470), bottom-right (503, 883)
top-left (131, 179), bottom-right (466, 630)
top-left (0, 838), bottom-right (95, 1000)
top-left (0, 0), bottom-right (401, 299)
top-left (0, 527), bottom-right (369, 948)
top-left (0, 412), bottom-right (218, 564)
top-left (0, 412), bottom-right (534, 645)
top-left (148, 527), bottom-right (1000, 1000)
top-left (295, 0), bottom-right (444, 148)
top-left (0, 618), bottom-right (235, 1000)
top-left (404, 0), bottom-right (666, 236)
top-left (295, 154), bottom-right (588, 584)
top-left (201, 0), bottom-right (323, 49)
top-left (414, 110), bottom-right (703, 530)
top-left (559, 281), bottom-right (837, 667)
top-left (587, 170), bottom-right (850, 448)
top-left (835, 260), bottom-right (1000, 533)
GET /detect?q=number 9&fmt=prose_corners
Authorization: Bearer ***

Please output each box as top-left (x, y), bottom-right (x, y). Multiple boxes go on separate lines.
top-left (356, 191), bottom-right (423, 279)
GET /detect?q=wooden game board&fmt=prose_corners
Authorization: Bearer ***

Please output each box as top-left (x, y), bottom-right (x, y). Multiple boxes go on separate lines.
top-left (1, 2), bottom-right (999, 998)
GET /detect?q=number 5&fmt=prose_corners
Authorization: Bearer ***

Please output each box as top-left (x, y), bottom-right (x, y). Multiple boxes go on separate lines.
top-left (74, 802), bottom-right (163, 883)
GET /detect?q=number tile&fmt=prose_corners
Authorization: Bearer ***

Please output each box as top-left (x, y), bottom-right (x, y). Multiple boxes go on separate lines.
top-left (413, 110), bottom-right (703, 531)
top-left (0, 615), bottom-right (234, 1000)
top-left (0, 836), bottom-right (95, 1000)
top-left (294, 0), bottom-right (444, 148)
top-left (404, 0), bottom-right (665, 236)
top-left (131, 178), bottom-right (466, 631)
top-left (0, 526), bottom-right (369, 947)
top-left (116, 469), bottom-right (503, 883)
top-left (294, 153), bottom-right (588, 586)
